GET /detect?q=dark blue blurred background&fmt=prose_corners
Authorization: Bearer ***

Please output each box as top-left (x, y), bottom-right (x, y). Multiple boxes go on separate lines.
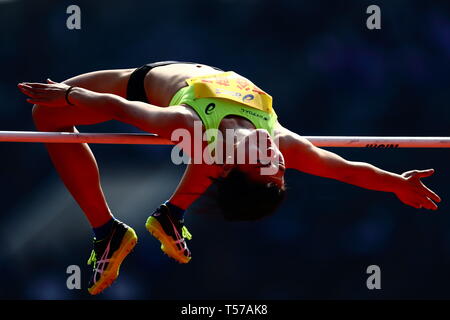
top-left (0, 0), bottom-right (449, 299)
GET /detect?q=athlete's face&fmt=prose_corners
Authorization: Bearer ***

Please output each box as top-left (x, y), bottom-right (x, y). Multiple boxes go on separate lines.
top-left (225, 129), bottom-right (285, 187)
top-left (238, 148), bottom-right (285, 187)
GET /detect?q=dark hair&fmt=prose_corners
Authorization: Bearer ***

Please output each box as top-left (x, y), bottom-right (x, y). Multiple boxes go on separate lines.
top-left (213, 168), bottom-right (286, 221)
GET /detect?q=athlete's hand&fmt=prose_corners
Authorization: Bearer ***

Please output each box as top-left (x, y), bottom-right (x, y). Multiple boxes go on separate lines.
top-left (394, 169), bottom-right (441, 210)
top-left (17, 79), bottom-right (73, 107)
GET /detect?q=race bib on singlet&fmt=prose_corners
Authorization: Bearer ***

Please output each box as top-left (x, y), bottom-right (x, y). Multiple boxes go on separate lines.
top-left (186, 71), bottom-right (273, 113)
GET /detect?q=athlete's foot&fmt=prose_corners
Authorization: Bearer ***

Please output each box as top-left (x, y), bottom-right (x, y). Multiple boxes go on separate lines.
top-left (87, 220), bottom-right (137, 295)
top-left (145, 204), bottom-right (192, 264)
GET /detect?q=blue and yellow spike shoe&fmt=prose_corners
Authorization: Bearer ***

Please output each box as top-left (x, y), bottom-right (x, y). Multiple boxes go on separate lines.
top-left (145, 204), bottom-right (192, 264)
top-left (87, 220), bottom-right (137, 295)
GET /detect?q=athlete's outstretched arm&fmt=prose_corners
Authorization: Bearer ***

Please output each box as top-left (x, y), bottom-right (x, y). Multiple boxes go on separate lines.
top-left (277, 125), bottom-right (441, 210)
top-left (18, 80), bottom-right (195, 138)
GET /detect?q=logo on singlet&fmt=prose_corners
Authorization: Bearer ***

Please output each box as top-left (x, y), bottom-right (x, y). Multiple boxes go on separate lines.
top-left (241, 108), bottom-right (269, 121)
top-left (242, 94), bottom-right (254, 103)
top-left (205, 103), bottom-right (216, 115)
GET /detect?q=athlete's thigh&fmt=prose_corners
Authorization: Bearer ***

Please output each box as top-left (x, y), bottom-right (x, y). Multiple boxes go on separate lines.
top-left (34, 69), bottom-right (136, 128)
top-left (63, 68), bottom-right (135, 97)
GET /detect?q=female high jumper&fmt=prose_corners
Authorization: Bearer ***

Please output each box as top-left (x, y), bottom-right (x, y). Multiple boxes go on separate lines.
top-left (17, 61), bottom-right (441, 295)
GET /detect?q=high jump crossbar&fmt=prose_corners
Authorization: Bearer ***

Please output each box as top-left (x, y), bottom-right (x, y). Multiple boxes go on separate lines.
top-left (0, 131), bottom-right (450, 148)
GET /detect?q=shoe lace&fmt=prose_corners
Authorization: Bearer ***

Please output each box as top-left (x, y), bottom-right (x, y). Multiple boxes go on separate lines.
top-left (87, 250), bottom-right (97, 266)
top-left (164, 209), bottom-right (192, 241)
top-left (182, 225), bottom-right (192, 240)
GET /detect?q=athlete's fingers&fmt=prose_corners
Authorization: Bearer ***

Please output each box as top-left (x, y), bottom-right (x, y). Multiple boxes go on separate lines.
top-left (401, 195), bottom-right (421, 209)
top-left (21, 82), bottom-right (52, 88)
top-left (416, 194), bottom-right (438, 210)
top-left (18, 83), bottom-right (47, 92)
top-left (419, 181), bottom-right (441, 203)
top-left (46, 78), bottom-right (58, 84)
top-left (19, 85), bottom-right (66, 104)
top-left (409, 201), bottom-right (421, 209)
top-left (18, 83), bottom-right (35, 90)
top-left (411, 189), bottom-right (438, 210)
top-left (18, 83), bottom-right (50, 94)
top-left (17, 85), bottom-right (31, 96)
top-left (425, 198), bottom-right (438, 211)
top-left (26, 98), bottom-right (49, 105)
top-left (18, 85), bottom-right (42, 98)
top-left (415, 169), bottom-right (435, 179)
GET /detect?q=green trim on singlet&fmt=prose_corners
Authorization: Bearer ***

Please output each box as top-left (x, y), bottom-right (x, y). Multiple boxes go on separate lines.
top-left (168, 85), bottom-right (278, 147)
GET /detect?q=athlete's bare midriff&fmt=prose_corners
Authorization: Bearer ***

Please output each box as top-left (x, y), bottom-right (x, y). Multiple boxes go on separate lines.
top-left (143, 63), bottom-right (224, 107)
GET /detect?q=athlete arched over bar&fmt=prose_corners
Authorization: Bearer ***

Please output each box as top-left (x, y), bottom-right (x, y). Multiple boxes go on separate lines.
top-left (17, 61), bottom-right (441, 295)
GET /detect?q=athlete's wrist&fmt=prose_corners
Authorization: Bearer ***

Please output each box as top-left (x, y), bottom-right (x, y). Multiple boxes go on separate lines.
top-left (64, 86), bottom-right (86, 106)
top-left (65, 86), bottom-right (76, 106)
top-left (65, 86), bottom-right (112, 112)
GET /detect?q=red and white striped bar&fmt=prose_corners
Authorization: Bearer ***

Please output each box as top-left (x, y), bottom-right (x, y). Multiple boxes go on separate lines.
top-left (0, 131), bottom-right (450, 148)
top-left (0, 131), bottom-right (173, 145)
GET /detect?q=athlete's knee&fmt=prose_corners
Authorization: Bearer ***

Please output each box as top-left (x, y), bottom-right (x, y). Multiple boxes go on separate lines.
top-left (32, 104), bottom-right (68, 131)
top-left (32, 104), bottom-right (47, 129)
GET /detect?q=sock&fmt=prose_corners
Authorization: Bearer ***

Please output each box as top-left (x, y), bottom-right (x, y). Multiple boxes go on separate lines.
top-left (164, 201), bottom-right (186, 221)
top-left (93, 217), bottom-right (116, 240)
